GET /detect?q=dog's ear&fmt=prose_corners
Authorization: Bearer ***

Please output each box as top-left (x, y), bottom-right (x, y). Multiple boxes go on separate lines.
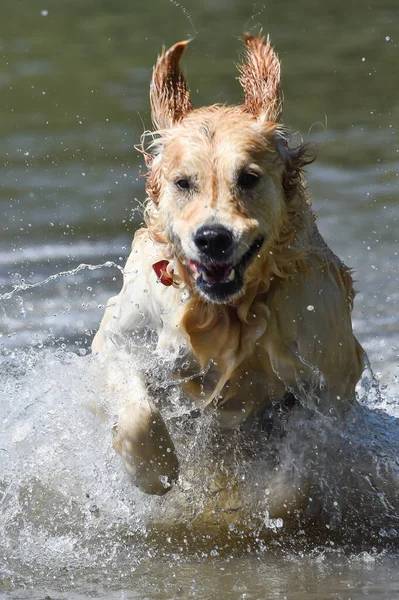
top-left (238, 34), bottom-right (283, 123)
top-left (150, 40), bottom-right (192, 130)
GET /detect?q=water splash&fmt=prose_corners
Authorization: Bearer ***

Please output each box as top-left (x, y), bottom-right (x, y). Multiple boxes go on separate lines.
top-left (243, 4), bottom-right (267, 35)
top-left (168, 0), bottom-right (198, 39)
top-left (0, 334), bottom-right (397, 599)
top-left (0, 261), bottom-right (397, 595)
top-left (0, 261), bottom-right (123, 302)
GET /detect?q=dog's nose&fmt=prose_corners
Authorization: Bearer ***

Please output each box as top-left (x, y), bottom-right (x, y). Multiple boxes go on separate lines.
top-left (193, 225), bottom-right (234, 260)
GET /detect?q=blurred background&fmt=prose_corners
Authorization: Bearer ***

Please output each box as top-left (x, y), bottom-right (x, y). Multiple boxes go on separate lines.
top-left (0, 0), bottom-right (397, 369)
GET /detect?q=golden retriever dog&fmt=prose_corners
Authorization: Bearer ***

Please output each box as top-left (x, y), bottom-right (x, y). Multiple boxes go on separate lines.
top-left (92, 34), bottom-right (365, 497)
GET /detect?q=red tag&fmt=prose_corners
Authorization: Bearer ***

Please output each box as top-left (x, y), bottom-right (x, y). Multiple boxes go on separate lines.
top-left (152, 260), bottom-right (174, 286)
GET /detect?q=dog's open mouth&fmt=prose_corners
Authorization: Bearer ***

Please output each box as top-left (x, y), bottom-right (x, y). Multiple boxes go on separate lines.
top-left (188, 236), bottom-right (264, 302)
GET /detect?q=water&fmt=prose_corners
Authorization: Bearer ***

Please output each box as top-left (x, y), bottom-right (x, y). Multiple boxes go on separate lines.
top-left (0, 0), bottom-right (398, 597)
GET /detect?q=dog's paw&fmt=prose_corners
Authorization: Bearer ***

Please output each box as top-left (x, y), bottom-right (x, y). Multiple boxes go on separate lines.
top-left (117, 402), bottom-right (179, 496)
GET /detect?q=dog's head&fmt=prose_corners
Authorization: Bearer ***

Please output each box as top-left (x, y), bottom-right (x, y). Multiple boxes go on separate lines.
top-left (144, 35), bottom-right (310, 304)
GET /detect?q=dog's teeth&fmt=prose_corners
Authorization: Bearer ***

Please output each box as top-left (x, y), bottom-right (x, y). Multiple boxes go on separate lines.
top-left (202, 271), bottom-right (211, 282)
top-left (227, 268), bottom-right (235, 281)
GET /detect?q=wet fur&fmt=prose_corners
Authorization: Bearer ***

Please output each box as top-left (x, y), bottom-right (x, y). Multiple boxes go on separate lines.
top-left (93, 35), bottom-right (365, 496)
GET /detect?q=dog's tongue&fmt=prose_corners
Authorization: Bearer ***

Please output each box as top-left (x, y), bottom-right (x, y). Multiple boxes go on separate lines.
top-left (189, 259), bottom-right (233, 283)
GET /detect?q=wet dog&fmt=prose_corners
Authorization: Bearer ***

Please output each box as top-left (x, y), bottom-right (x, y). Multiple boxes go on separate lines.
top-left (92, 34), bottom-right (365, 496)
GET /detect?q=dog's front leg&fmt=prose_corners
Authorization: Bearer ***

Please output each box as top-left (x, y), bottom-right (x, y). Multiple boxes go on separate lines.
top-left (113, 375), bottom-right (179, 496)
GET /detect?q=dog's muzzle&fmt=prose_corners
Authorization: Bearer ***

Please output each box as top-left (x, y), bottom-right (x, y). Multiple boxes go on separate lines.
top-left (189, 227), bottom-right (264, 303)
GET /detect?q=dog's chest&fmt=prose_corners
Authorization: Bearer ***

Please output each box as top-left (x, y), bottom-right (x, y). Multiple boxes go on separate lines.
top-left (171, 342), bottom-right (283, 428)
top-left (153, 292), bottom-right (287, 428)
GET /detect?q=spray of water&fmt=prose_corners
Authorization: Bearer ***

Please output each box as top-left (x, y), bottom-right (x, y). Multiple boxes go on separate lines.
top-left (168, 0), bottom-right (198, 40)
top-left (0, 262), bottom-right (398, 594)
top-left (0, 261), bottom-right (123, 302)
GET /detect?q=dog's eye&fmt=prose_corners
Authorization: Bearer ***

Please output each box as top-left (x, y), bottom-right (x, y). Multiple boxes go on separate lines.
top-left (175, 178), bottom-right (191, 191)
top-left (238, 172), bottom-right (260, 190)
